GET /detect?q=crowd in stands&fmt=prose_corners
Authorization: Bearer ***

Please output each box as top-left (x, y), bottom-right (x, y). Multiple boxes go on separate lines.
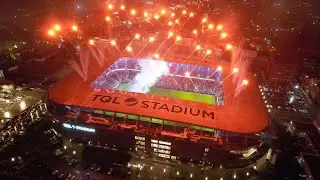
top-left (92, 58), bottom-right (224, 103)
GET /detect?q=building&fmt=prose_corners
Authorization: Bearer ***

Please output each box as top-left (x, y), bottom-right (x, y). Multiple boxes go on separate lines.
top-left (0, 84), bottom-right (47, 142)
top-left (48, 45), bottom-right (269, 167)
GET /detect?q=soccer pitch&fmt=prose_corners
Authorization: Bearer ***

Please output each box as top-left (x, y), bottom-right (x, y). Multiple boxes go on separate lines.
top-left (117, 83), bottom-right (216, 104)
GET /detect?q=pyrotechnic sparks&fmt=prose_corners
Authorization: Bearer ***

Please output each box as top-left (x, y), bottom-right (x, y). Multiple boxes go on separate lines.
top-left (48, 29), bottom-right (55, 36)
top-left (89, 39), bottom-right (95, 45)
top-left (107, 4), bottom-right (113, 10)
top-left (208, 24), bottom-right (214, 30)
top-left (105, 16), bottom-right (111, 22)
top-left (226, 44), bottom-right (233, 50)
top-left (71, 25), bottom-right (78, 31)
top-left (131, 9), bottom-right (136, 15)
top-left (54, 24), bottom-right (61, 31)
top-left (221, 32), bottom-right (228, 39)
top-left (217, 25), bottom-right (223, 30)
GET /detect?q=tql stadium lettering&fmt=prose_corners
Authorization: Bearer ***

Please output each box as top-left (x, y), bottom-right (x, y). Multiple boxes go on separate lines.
top-left (92, 94), bottom-right (214, 120)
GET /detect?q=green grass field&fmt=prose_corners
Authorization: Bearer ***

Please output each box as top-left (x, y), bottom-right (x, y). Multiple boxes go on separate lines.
top-left (116, 83), bottom-right (216, 104)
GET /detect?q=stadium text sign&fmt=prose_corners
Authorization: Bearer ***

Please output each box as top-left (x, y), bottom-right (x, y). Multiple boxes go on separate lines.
top-left (92, 94), bottom-right (214, 119)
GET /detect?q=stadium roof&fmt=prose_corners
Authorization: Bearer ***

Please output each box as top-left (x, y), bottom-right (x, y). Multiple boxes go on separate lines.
top-left (49, 54), bottom-right (268, 133)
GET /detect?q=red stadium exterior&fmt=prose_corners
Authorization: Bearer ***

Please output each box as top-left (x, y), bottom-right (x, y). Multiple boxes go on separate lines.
top-left (49, 55), bottom-right (268, 134)
top-left (48, 53), bottom-right (269, 167)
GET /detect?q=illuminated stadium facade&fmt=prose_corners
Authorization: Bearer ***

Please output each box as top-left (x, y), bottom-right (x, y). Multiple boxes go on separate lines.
top-left (48, 54), bottom-right (269, 167)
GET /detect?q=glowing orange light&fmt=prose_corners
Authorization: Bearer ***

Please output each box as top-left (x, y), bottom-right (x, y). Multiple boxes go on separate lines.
top-left (189, 12), bottom-right (194, 17)
top-left (71, 25), bottom-right (78, 31)
top-left (149, 36), bottom-right (155, 42)
top-left (226, 44), bottom-right (232, 50)
top-left (196, 45), bottom-right (201, 50)
top-left (120, 5), bottom-right (125, 10)
top-left (54, 24), bottom-right (61, 31)
top-left (126, 46), bottom-right (132, 52)
top-left (110, 40), bottom-right (116, 46)
top-left (217, 24), bottom-right (223, 30)
top-left (233, 68), bottom-right (239, 73)
top-left (182, 10), bottom-right (187, 15)
top-left (176, 36), bottom-right (182, 41)
top-left (131, 9), bottom-right (136, 15)
top-left (217, 66), bottom-right (222, 71)
top-left (206, 50), bottom-right (212, 55)
top-left (171, 13), bottom-right (175, 17)
top-left (154, 14), bottom-right (160, 20)
top-left (175, 19), bottom-right (179, 24)
top-left (221, 32), bottom-right (228, 39)
top-left (161, 9), bottom-right (166, 15)
top-left (89, 39), bottom-right (95, 45)
top-left (208, 24), bottom-right (214, 30)
top-left (105, 16), bottom-right (111, 22)
top-left (48, 29), bottom-right (55, 36)
top-left (242, 79), bottom-right (249, 85)
top-left (107, 4), bottom-right (113, 10)
top-left (144, 12), bottom-right (149, 17)
top-left (135, 33), bottom-right (140, 39)
top-left (168, 31), bottom-right (174, 38)
top-left (202, 18), bottom-right (207, 23)
top-left (193, 29), bottom-right (197, 34)
top-left (154, 54), bottom-right (160, 59)
top-left (168, 21), bottom-right (173, 26)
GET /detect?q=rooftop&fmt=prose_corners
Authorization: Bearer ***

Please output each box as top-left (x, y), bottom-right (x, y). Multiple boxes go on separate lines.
top-left (0, 84), bottom-right (46, 120)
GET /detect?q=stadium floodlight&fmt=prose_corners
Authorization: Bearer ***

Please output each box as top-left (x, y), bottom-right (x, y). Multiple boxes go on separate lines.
top-left (89, 39), bottom-right (95, 45)
top-left (105, 16), bottom-right (111, 22)
top-left (196, 45), bottom-right (201, 50)
top-left (175, 19), bottom-right (179, 24)
top-left (206, 49), bottom-right (212, 55)
top-left (233, 68), bottom-right (239, 73)
top-left (168, 21), bottom-right (173, 26)
top-left (182, 10), bottom-right (187, 15)
top-left (120, 5), bottom-right (125, 10)
top-left (221, 32), bottom-right (227, 39)
top-left (149, 36), bottom-right (155, 42)
top-left (71, 25), bottom-right (78, 31)
top-left (189, 12), bottom-right (194, 17)
top-left (135, 33), bottom-right (140, 39)
top-left (242, 79), bottom-right (249, 85)
top-left (202, 18), bottom-right (207, 23)
top-left (126, 46), bottom-right (132, 52)
top-left (154, 54), bottom-right (160, 59)
top-left (185, 72), bottom-right (190, 77)
top-left (217, 66), bottom-right (222, 71)
top-left (226, 44), bottom-right (233, 50)
top-left (171, 13), bottom-right (175, 17)
top-left (168, 31), bottom-right (174, 38)
top-left (161, 9), bottom-right (166, 15)
top-left (154, 14), bottom-right (160, 20)
top-left (107, 4), bottom-right (113, 10)
top-left (193, 29), bottom-right (197, 35)
top-left (110, 40), bottom-right (116, 46)
top-left (48, 29), bottom-right (55, 36)
top-left (208, 24), bottom-right (214, 30)
top-left (131, 9), bottom-right (136, 15)
top-left (176, 36), bottom-right (182, 41)
top-left (54, 24), bottom-right (61, 31)
top-left (217, 24), bottom-right (223, 30)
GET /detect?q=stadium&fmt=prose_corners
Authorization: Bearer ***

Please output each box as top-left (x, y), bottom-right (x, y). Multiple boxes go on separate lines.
top-left (46, 6), bottom-right (269, 167)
